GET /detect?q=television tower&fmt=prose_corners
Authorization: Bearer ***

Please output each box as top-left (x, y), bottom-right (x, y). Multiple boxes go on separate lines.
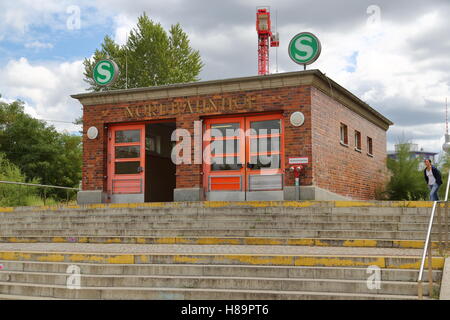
top-left (256, 7), bottom-right (279, 75)
top-left (443, 98), bottom-right (450, 153)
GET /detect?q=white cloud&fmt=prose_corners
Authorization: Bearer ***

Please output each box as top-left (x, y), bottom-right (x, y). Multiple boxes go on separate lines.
top-left (24, 41), bottom-right (54, 49)
top-left (113, 14), bottom-right (137, 45)
top-left (299, 11), bottom-right (450, 153)
top-left (0, 58), bottom-right (86, 133)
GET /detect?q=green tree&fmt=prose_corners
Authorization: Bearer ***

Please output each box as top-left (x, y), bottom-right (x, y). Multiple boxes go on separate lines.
top-left (0, 98), bottom-right (82, 199)
top-left (0, 153), bottom-right (40, 206)
top-left (83, 13), bottom-right (203, 91)
top-left (385, 143), bottom-right (429, 200)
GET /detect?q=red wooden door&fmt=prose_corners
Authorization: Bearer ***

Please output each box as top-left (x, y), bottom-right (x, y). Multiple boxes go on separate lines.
top-left (107, 124), bottom-right (145, 197)
top-left (245, 114), bottom-right (284, 192)
top-left (203, 117), bottom-right (246, 193)
top-left (203, 114), bottom-right (284, 197)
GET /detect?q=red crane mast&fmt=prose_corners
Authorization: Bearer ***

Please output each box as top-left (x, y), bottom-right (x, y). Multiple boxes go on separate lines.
top-left (256, 8), bottom-right (279, 75)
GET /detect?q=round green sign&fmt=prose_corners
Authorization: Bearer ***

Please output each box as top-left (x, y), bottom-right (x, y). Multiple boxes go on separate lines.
top-left (288, 32), bottom-right (321, 65)
top-left (93, 59), bottom-right (119, 86)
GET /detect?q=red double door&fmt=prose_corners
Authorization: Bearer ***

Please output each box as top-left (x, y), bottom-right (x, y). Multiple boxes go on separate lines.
top-left (203, 114), bottom-right (284, 199)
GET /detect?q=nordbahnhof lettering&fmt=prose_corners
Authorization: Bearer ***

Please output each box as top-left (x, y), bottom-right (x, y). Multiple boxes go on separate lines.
top-left (124, 96), bottom-right (259, 118)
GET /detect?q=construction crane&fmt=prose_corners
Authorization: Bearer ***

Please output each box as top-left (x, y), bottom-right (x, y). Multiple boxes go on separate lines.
top-left (256, 7), bottom-right (279, 75)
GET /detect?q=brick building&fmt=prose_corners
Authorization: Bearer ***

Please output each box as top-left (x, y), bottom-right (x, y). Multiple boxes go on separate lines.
top-left (72, 70), bottom-right (393, 204)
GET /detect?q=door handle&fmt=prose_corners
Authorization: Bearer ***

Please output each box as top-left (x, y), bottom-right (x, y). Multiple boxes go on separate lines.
top-left (137, 166), bottom-right (144, 173)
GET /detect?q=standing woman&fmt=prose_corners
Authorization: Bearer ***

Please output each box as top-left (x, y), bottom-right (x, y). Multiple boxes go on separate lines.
top-left (424, 159), bottom-right (442, 201)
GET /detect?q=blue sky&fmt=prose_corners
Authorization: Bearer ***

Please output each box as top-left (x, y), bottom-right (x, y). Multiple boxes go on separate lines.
top-left (1, 0), bottom-right (449, 157)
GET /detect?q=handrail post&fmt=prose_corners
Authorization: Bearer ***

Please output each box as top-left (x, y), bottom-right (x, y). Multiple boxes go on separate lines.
top-left (418, 280), bottom-right (423, 300)
top-left (446, 201), bottom-right (449, 252)
top-left (438, 202), bottom-right (443, 255)
top-left (428, 243), bottom-right (433, 296)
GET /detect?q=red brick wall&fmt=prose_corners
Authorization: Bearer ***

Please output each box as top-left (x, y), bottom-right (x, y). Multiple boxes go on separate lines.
top-left (310, 87), bottom-right (387, 200)
top-left (82, 86), bottom-right (314, 191)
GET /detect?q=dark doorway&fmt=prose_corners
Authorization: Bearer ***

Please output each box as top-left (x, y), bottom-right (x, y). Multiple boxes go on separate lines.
top-left (145, 122), bottom-right (176, 202)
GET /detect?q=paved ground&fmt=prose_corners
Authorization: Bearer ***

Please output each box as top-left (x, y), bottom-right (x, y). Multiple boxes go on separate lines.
top-left (0, 243), bottom-right (424, 256)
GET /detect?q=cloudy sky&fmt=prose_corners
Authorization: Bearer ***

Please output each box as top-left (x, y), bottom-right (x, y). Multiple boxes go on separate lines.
top-left (0, 0), bottom-right (449, 156)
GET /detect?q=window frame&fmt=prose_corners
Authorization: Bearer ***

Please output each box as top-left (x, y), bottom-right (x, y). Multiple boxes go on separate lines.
top-left (367, 136), bottom-right (374, 157)
top-left (354, 130), bottom-right (362, 152)
top-left (340, 123), bottom-right (348, 146)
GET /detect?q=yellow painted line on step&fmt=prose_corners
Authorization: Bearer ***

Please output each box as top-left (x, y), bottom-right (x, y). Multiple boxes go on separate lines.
top-left (67, 254), bottom-right (134, 264)
top-left (287, 239), bottom-right (315, 246)
top-left (155, 237), bottom-right (177, 244)
top-left (6, 238), bottom-right (38, 243)
top-left (195, 238), bottom-right (241, 245)
top-left (65, 205), bottom-right (80, 209)
top-left (52, 237), bottom-right (67, 243)
top-left (0, 200), bottom-right (440, 212)
top-left (175, 237), bottom-right (193, 244)
top-left (136, 238), bottom-right (147, 244)
top-left (386, 257), bottom-right (445, 270)
top-left (282, 201), bottom-right (316, 208)
top-left (138, 255), bottom-right (150, 263)
top-left (109, 202), bottom-right (168, 209)
top-left (334, 201), bottom-right (376, 207)
top-left (36, 254), bottom-right (66, 262)
top-left (393, 240), bottom-right (424, 249)
top-left (314, 239), bottom-right (334, 247)
top-left (87, 204), bottom-right (107, 209)
top-left (0, 252), bottom-right (32, 261)
top-left (105, 238), bottom-right (122, 244)
top-left (244, 238), bottom-right (283, 245)
top-left (0, 251), bottom-right (134, 264)
top-left (173, 255), bottom-right (211, 264)
top-left (294, 256), bottom-right (386, 268)
top-left (204, 202), bottom-right (231, 208)
top-left (343, 239), bottom-right (378, 247)
top-left (217, 255), bottom-right (294, 266)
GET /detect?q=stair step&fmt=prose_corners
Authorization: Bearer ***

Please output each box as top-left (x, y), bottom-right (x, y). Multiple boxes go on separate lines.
top-left (3, 229), bottom-right (448, 240)
top-left (0, 236), bottom-right (443, 250)
top-left (0, 251), bottom-right (445, 269)
top-left (0, 271), bottom-right (432, 295)
top-left (0, 281), bottom-right (431, 300)
top-left (0, 261), bottom-right (441, 281)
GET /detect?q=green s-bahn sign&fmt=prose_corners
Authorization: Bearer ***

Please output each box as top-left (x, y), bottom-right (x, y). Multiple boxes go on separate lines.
top-left (288, 32), bottom-right (321, 66)
top-left (93, 59), bottom-right (119, 86)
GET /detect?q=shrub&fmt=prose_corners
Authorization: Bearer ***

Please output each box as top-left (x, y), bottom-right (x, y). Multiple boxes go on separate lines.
top-left (385, 143), bottom-right (428, 200)
top-left (0, 153), bottom-right (40, 206)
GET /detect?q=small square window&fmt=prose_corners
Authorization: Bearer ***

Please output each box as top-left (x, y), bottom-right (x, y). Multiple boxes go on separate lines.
top-left (367, 137), bottom-right (373, 156)
top-left (354, 130), bottom-right (361, 151)
top-left (340, 123), bottom-right (348, 145)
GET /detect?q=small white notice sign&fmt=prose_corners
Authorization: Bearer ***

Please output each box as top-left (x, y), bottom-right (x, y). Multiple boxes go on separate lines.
top-left (289, 157), bottom-right (309, 165)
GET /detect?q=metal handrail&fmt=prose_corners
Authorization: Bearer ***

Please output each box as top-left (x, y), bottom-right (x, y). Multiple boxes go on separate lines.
top-left (0, 180), bottom-right (79, 191)
top-left (417, 201), bottom-right (437, 299)
top-left (0, 180), bottom-right (80, 205)
top-left (417, 169), bottom-right (450, 299)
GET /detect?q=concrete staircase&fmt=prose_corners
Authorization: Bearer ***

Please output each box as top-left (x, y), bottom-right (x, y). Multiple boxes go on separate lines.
top-left (0, 201), bottom-right (446, 300)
